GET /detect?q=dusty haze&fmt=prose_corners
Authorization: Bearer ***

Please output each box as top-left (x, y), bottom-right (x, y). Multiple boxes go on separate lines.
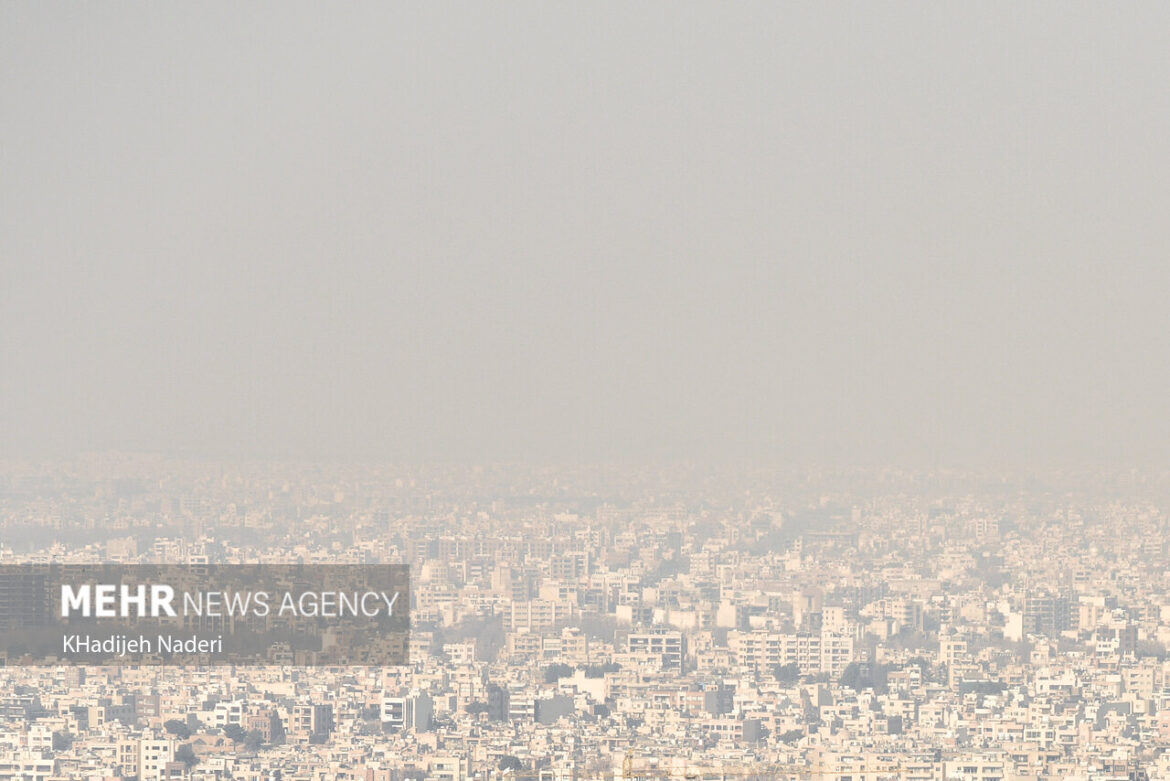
top-left (3, 3), bottom-right (1169, 467)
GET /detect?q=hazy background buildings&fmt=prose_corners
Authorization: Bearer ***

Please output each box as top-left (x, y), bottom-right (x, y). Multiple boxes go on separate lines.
top-left (3, 3), bottom-right (1170, 468)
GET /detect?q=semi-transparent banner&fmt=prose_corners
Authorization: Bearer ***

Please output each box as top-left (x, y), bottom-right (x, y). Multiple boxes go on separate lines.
top-left (0, 564), bottom-right (409, 666)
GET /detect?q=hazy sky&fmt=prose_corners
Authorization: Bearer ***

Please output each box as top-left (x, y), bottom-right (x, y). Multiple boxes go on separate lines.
top-left (3, 3), bottom-right (1170, 466)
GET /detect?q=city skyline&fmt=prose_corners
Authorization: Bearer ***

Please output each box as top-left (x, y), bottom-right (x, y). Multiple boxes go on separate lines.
top-left (5, 4), bottom-right (1170, 778)
top-left (3, 458), bottom-right (1170, 778)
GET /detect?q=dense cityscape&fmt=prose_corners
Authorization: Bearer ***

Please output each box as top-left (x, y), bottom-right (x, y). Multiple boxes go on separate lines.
top-left (7, 0), bottom-right (1170, 778)
top-left (2, 457), bottom-right (1169, 780)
